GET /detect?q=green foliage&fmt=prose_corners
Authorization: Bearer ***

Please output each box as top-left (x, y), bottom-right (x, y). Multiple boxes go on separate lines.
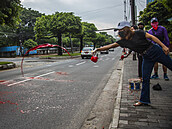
top-left (0, 0), bottom-right (21, 26)
top-left (82, 22), bottom-right (97, 38)
top-left (0, 7), bottom-right (43, 47)
top-left (49, 12), bottom-right (82, 36)
top-left (18, 7), bottom-right (43, 41)
top-left (35, 12), bottom-right (82, 55)
top-left (34, 15), bottom-right (52, 40)
top-left (23, 39), bottom-right (38, 50)
top-left (94, 32), bottom-right (115, 47)
top-left (162, 0), bottom-right (172, 13)
top-left (0, 24), bottom-right (18, 47)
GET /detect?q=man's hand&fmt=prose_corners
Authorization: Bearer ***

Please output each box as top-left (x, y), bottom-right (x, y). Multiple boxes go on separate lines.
top-left (162, 46), bottom-right (169, 55)
top-left (92, 48), bottom-right (97, 55)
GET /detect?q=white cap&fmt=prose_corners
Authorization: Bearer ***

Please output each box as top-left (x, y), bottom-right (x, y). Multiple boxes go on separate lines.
top-left (114, 21), bottom-right (131, 31)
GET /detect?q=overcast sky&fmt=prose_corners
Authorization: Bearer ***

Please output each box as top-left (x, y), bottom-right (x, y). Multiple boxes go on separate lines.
top-left (21, 0), bottom-right (146, 37)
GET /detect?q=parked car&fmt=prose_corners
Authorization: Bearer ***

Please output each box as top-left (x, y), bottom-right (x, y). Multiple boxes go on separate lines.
top-left (100, 50), bottom-right (109, 54)
top-left (100, 46), bottom-right (109, 54)
top-left (81, 47), bottom-right (94, 59)
top-left (109, 48), bottom-right (114, 51)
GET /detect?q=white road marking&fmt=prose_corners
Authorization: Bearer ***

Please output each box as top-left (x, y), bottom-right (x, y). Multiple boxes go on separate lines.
top-left (7, 71), bottom-right (55, 87)
top-left (0, 80), bottom-right (11, 84)
top-left (76, 61), bottom-right (86, 66)
top-left (68, 65), bottom-right (74, 67)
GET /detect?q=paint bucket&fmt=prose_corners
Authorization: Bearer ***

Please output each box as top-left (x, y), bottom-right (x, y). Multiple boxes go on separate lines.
top-left (128, 78), bottom-right (141, 90)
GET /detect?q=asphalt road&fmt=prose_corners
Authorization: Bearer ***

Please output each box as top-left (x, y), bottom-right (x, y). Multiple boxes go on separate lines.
top-left (0, 48), bottom-right (122, 129)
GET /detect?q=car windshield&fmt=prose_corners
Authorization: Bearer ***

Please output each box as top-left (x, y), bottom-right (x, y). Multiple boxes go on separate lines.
top-left (82, 48), bottom-right (93, 51)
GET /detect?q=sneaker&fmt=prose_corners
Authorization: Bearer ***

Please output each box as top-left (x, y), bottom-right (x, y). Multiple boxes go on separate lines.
top-left (164, 74), bottom-right (169, 81)
top-left (150, 74), bottom-right (159, 79)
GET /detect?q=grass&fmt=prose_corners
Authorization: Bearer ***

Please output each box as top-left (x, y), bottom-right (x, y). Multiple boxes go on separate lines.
top-left (0, 62), bottom-right (13, 65)
top-left (40, 53), bottom-right (81, 58)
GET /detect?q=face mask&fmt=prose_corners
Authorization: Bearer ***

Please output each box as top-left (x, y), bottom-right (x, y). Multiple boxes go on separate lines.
top-left (118, 31), bottom-right (126, 38)
top-left (139, 26), bottom-right (144, 30)
top-left (151, 22), bottom-right (158, 30)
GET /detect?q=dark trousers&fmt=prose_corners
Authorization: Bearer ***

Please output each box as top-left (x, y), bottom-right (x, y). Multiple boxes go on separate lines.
top-left (137, 53), bottom-right (143, 78)
top-left (140, 44), bottom-right (172, 104)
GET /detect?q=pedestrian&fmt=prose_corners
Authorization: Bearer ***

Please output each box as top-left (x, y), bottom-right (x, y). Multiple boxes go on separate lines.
top-left (138, 22), bottom-right (144, 30)
top-left (148, 18), bottom-right (170, 81)
top-left (92, 21), bottom-right (172, 106)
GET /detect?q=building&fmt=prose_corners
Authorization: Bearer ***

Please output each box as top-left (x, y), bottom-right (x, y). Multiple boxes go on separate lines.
top-left (146, 0), bottom-right (155, 5)
top-left (0, 46), bottom-right (37, 57)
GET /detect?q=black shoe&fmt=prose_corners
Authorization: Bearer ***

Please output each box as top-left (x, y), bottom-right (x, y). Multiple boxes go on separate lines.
top-left (152, 83), bottom-right (162, 91)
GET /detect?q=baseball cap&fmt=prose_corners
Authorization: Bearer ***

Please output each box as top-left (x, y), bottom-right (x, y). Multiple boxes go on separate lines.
top-left (138, 22), bottom-right (144, 26)
top-left (114, 21), bottom-right (131, 31)
top-left (151, 18), bottom-right (158, 23)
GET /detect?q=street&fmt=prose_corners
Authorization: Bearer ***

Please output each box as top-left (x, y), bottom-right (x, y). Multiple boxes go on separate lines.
top-left (0, 48), bottom-right (122, 129)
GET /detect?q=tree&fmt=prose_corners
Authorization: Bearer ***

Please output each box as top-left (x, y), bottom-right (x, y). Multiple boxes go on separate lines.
top-left (162, 0), bottom-right (172, 14)
top-left (49, 12), bottom-right (82, 55)
top-left (34, 15), bottom-right (52, 41)
top-left (79, 22), bottom-right (97, 51)
top-left (0, 0), bottom-right (21, 26)
top-left (17, 7), bottom-right (43, 41)
top-left (94, 33), bottom-right (106, 47)
top-left (0, 24), bottom-right (18, 47)
top-left (23, 39), bottom-right (38, 55)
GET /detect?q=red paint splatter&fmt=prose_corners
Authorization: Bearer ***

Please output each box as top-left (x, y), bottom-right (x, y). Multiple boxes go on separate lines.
top-left (20, 110), bottom-right (25, 114)
top-left (0, 80), bottom-right (6, 83)
top-left (0, 100), bottom-right (18, 105)
top-left (56, 72), bottom-right (68, 75)
top-left (0, 101), bottom-right (5, 104)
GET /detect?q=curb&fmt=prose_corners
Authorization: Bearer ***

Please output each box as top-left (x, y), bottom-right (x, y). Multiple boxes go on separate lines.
top-left (109, 60), bottom-right (124, 129)
top-left (0, 63), bottom-right (16, 70)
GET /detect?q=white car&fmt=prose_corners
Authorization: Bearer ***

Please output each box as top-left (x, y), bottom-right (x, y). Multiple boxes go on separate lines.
top-left (100, 50), bottom-right (109, 54)
top-left (81, 47), bottom-right (94, 59)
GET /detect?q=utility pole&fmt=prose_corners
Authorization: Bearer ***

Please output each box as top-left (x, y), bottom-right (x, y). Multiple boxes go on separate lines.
top-left (130, 0), bottom-right (137, 60)
top-left (124, 0), bottom-right (127, 21)
top-left (130, 0), bottom-right (136, 25)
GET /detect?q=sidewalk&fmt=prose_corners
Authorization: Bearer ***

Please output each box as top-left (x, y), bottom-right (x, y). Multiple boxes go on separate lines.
top-left (112, 55), bottom-right (172, 129)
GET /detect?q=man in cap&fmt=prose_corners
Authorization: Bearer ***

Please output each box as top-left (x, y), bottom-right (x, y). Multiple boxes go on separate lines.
top-left (148, 18), bottom-right (170, 81)
top-left (138, 22), bottom-right (144, 30)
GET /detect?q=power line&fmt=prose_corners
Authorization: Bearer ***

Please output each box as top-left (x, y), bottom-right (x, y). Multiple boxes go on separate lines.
top-left (79, 4), bottom-right (123, 16)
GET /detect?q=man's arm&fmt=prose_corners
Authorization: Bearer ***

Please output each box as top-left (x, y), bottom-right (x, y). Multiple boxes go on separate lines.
top-left (92, 43), bottom-right (120, 55)
top-left (163, 27), bottom-right (170, 47)
top-left (146, 32), bottom-right (169, 55)
top-left (96, 43), bottom-right (120, 51)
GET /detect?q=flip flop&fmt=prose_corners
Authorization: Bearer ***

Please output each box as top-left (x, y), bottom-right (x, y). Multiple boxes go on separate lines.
top-left (133, 102), bottom-right (148, 106)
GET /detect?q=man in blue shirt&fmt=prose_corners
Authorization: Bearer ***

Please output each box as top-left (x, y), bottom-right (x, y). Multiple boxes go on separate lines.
top-left (148, 18), bottom-right (170, 81)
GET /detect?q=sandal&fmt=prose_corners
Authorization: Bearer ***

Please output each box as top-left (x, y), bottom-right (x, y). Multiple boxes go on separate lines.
top-left (133, 102), bottom-right (148, 106)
